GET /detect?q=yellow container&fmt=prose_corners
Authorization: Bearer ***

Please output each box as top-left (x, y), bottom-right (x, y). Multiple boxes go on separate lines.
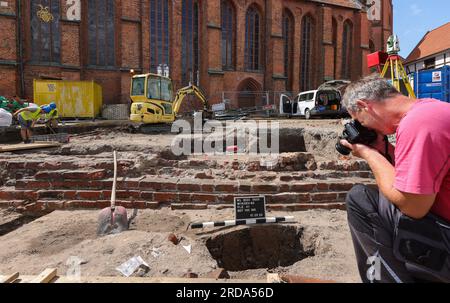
top-left (33, 80), bottom-right (103, 118)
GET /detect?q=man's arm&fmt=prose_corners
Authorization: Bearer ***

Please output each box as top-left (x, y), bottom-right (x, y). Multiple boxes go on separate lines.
top-left (341, 141), bottom-right (436, 219)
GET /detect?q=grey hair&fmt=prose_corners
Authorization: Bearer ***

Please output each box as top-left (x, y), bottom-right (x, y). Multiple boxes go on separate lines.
top-left (342, 74), bottom-right (399, 112)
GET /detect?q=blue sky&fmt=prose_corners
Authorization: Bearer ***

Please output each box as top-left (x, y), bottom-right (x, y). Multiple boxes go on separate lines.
top-left (394, 0), bottom-right (450, 58)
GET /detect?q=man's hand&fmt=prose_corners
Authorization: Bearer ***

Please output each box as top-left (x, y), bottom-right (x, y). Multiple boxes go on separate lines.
top-left (340, 140), bottom-right (378, 159)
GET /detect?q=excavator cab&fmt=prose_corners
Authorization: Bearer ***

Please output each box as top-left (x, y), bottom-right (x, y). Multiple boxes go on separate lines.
top-left (130, 73), bottom-right (176, 124)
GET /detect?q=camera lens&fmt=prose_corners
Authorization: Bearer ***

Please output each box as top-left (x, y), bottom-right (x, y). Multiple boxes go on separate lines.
top-left (336, 141), bottom-right (352, 156)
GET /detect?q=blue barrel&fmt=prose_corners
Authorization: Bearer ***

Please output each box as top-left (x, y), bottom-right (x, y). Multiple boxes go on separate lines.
top-left (414, 66), bottom-right (450, 102)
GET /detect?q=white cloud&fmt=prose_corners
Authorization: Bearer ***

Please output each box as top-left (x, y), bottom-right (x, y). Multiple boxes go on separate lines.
top-left (410, 4), bottom-right (423, 16)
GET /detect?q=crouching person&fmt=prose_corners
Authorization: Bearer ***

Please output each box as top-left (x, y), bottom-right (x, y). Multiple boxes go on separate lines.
top-left (43, 102), bottom-right (59, 133)
top-left (341, 74), bottom-right (450, 283)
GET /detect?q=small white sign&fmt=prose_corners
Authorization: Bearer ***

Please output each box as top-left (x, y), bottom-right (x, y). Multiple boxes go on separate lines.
top-left (432, 71), bottom-right (442, 83)
top-left (212, 102), bottom-right (226, 112)
top-left (0, 2), bottom-right (8, 7)
top-left (66, 0), bottom-right (81, 21)
top-left (367, 0), bottom-right (381, 21)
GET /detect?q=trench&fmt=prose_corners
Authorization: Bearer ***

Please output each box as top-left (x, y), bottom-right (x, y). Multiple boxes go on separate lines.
top-left (205, 225), bottom-right (315, 271)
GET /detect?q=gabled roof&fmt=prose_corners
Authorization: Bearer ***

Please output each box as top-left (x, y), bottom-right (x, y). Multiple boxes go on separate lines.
top-left (405, 22), bottom-right (450, 64)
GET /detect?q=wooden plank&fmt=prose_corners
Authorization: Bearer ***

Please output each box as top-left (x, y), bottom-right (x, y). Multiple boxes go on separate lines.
top-left (1, 273), bottom-right (265, 284)
top-left (1, 272), bottom-right (20, 283)
top-left (31, 268), bottom-right (57, 283)
top-left (0, 142), bottom-right (61, 153)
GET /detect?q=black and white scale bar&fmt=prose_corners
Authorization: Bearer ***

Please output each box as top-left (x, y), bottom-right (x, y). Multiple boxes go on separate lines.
top-left (191, 216), bottom-right (295, 229)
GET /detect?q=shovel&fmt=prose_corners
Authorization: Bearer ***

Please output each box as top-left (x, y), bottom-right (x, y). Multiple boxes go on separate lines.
top-left (97, 151), bottom-right (133, 236)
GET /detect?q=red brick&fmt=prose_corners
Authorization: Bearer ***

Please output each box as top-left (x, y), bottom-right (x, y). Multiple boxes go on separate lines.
top-left (310, 193), bottom-right (338, 202)
top-left (7, 162), bottom-right (25, 170)
top-left (15, 180), bottom-right (50, 190)
top-left (35, 171), bottom-right (64, 180)
top-left (63, 170), bottom-right (107, 180)
top-left (252, 184), bottom-right (278, 193)
top-left (191, 194), bottom-right (217, 203)
top-left (317, 183), bottom-right (330, 191)
top-left (139, 180), bottom-right (163, 191)
top-left (140, 191), bottom-right (154, 200)
top-left (77, 191), bottom-right (102, 200)
top-left (279, 184), bottom-right (290, 192)
top-left (215, 183), bottom-right (238, 193)
top-left (329, 183), bottom-right (354, 191)
top-left (201, 183), bottom-right (215, 192)
top-left (177, 182), bottom-right (201, 192)
top-left (37, 190), bottom-right (64, 200)
top-left (290, 183), bottom-right (316, 192)
top-left (154, 192), bottom-right (177, 202)
top-left (178, 193), bottom-right (192, 202)
top-left (238, 183), bottom-right (252, 193)
top-left (217, 194), bottom-right (235, 204)
top-left (121, 180), bottom-right (140, 189)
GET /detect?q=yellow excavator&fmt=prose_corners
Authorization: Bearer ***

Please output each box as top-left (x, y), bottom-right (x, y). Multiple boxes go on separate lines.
top-left (129, 73), bottom-right (211, 124)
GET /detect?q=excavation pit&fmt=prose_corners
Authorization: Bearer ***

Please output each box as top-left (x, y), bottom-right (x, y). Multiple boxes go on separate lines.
top-left (205, 225), bottom-right (315, 272)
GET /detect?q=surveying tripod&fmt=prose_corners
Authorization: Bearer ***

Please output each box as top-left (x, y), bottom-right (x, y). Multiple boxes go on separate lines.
top-left (381, 35), bottom-right (416, 98)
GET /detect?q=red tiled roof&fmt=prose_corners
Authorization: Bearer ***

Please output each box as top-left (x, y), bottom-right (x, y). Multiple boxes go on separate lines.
top-left (309, 0), bottom-right (362, 10)
top-left (405, 22), bottom-right (450, 63)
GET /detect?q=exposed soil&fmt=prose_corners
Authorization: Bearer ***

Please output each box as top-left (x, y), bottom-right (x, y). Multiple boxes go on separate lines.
top-left (0, 208), bottom-right (360, 282)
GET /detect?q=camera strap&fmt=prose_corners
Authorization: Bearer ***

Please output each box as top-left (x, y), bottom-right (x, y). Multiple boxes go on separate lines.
top-left (384, 136), bottom-right (393, 164)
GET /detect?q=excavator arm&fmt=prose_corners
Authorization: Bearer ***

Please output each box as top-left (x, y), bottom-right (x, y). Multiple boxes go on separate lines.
top-left (172, 85), bottom-right (210, 116)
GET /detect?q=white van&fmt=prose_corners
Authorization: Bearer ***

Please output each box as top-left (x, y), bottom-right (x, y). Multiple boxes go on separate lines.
top-left (280, 81), bottom-right (350, 119)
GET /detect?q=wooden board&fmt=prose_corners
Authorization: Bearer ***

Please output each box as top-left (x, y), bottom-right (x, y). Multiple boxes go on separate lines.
top-left (0, 274), bottom-right (265, 284)
top-left (31, 268), bottom-right (57, 283)
top-left (0, 142), bottom-right (61, 153)
top-left (1, 272), bottom-right (19, 283)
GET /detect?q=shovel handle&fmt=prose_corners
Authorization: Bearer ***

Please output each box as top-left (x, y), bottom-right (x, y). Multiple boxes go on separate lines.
top-left (111, 150), bottom-right (117, 209)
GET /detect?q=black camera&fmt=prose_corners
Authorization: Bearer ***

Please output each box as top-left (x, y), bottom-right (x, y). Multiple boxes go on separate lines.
top-left (336, 120), bottom-right (378, 156)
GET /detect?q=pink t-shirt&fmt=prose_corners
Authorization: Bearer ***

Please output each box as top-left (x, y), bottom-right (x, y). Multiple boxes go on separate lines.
top-left (395, 98), bottom-right (450, 222)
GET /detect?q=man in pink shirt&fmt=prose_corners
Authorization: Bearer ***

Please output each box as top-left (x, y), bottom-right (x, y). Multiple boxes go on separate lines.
top-left (341, 74), bottom-right (450, 283)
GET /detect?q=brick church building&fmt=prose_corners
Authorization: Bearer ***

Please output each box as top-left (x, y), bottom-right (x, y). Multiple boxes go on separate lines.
top-left (0, 0), bottom-right (393, 107)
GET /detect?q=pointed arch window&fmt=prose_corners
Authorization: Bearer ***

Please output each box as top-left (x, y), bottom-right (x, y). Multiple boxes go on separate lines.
top-left (87, 0), bottom-right (115, 67)
top-left (341, 21), bottom-right (353, 79)
top-left (182, 0), bottom-right (200, 85)
top-left (31, 0), bottom-right (61, 63)
top-left (300, 15), bottom-right (314, 91)
top-left (150, 0), bottom-right (170, 72)
top-left (221, 0), bottom-right (235, 70)
top-left (283, 10), bottom-right (294, 91)
top-left (245, 5), bottom-right (262, 71)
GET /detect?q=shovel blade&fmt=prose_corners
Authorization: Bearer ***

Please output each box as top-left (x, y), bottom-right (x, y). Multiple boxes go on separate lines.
top-left (97, 206), bottom-right (129, 236)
